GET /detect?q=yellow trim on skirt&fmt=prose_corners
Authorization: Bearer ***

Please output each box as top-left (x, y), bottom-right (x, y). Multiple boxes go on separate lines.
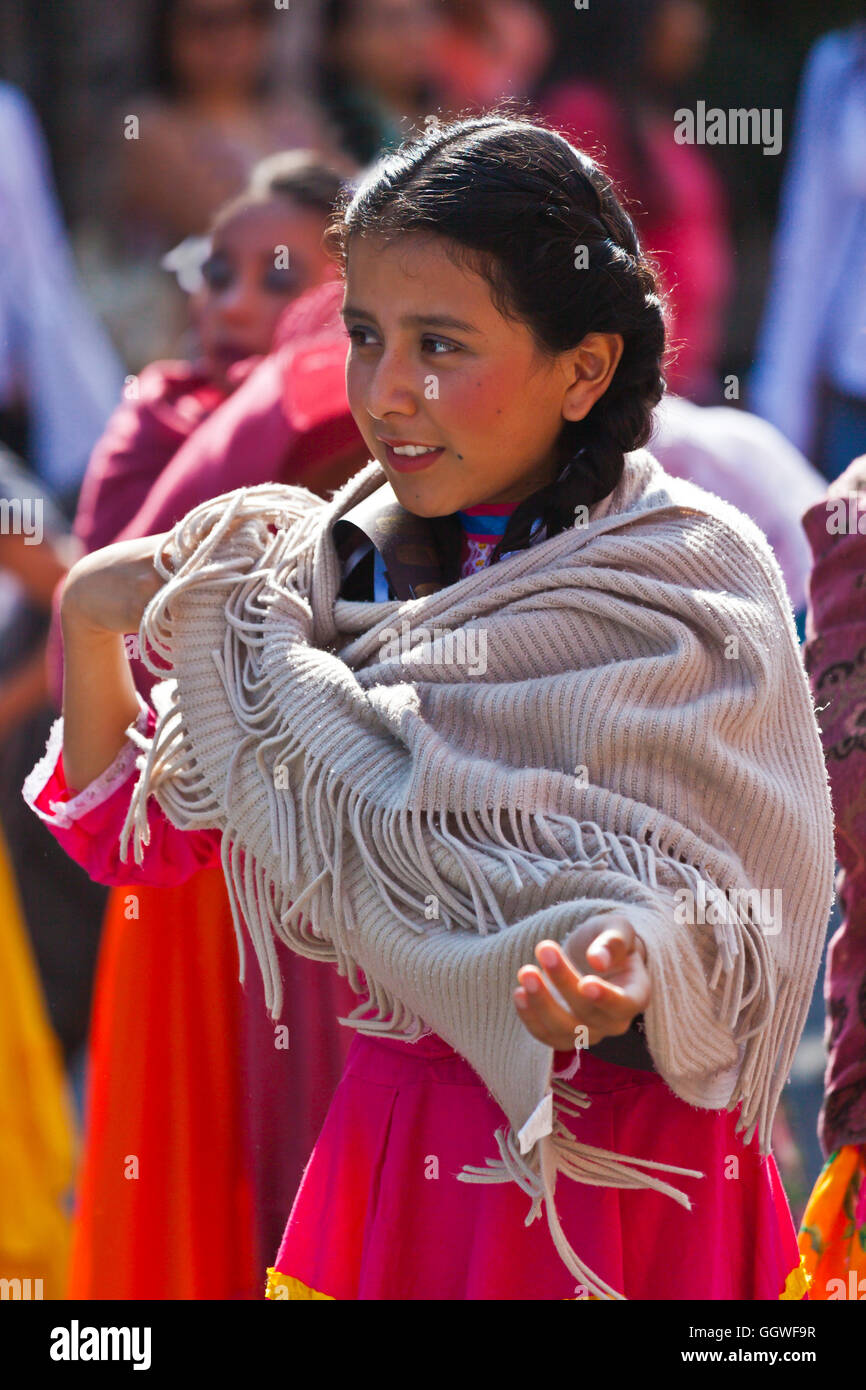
top-left (266, 1267), bottom-right (334, 1300)
top-left (265, 1257), bottom-right (811, 1301)
top-left (779, 1256), bottom-right (812, 1300)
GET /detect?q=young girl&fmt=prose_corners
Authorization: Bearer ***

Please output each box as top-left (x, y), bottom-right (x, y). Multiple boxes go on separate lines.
top-left (26, 113), bottom-right (834, 1301)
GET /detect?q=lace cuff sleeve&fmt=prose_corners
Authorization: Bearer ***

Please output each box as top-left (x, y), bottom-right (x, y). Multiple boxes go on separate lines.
top-left (22, 694), bottom-right (152, 830)
top-left (21, 692), bottom-right (222, 887)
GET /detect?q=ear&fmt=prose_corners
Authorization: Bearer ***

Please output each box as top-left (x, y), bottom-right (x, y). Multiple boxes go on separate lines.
top-left (561, 333), bottom-right (625, 422)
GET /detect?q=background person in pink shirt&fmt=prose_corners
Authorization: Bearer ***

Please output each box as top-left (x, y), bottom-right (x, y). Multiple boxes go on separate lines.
top-left (75, 148), bottom-right (353, 557)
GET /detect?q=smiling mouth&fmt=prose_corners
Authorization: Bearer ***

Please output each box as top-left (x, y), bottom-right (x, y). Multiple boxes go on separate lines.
top-left (381, 441), bottom-right (446, 473)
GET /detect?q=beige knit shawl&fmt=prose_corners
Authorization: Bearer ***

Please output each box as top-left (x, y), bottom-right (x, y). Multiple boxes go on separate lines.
top-left (122, 449), bottom-right (835, 1299)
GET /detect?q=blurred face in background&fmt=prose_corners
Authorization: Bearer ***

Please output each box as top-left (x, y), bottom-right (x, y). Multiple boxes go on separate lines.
top-left (192, 196), bottom-right (338, 389)
top-left (332, 0), bottom-right (443, 104)
top-left (643, 0), bottom-right (709, 85)
top-left (169, 0), bottom-right (271, 99)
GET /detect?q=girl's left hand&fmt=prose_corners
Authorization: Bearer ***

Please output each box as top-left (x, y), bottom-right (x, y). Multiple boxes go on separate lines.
top-left (514, 912), bottom-right (651, 1051)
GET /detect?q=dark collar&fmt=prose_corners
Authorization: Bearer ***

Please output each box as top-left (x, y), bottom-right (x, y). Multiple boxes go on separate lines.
top-left (332, 482), bottom-right (462, 600)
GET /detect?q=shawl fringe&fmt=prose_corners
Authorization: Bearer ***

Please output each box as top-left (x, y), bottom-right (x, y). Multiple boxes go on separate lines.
top-left (116, 476), bottom-right (833, 1300)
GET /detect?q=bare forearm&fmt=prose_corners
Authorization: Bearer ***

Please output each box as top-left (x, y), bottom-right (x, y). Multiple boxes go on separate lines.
top-left (61, 613), bottom-right (140, 792)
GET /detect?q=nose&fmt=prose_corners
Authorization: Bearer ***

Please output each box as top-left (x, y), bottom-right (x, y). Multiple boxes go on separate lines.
top-left (363, 343), bottom-right (421, 424)
top-left (216, 275), bottom-right (257, 325)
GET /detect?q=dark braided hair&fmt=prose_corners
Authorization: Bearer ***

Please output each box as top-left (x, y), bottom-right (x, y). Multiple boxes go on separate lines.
top-left (324, 109), bottom-right (667, 562)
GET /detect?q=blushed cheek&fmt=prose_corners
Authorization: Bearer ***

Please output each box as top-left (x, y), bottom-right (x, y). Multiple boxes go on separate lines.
top-left (439, 372), bottom-right (512, 435)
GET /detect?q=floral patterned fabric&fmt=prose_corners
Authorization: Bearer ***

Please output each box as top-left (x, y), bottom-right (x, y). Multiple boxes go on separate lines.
top-left (798, 1146), bottom-right (866, 1298)
top-left (802, 460), bottom-right (866, 1154)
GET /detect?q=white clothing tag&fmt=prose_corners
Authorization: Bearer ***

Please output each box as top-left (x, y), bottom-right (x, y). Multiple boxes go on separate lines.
top-left (517, 1092), bottom-right (553, 1154)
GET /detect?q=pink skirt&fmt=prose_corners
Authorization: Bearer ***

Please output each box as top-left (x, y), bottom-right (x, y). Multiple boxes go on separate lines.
top-left (268, 1031), bottom-right (807, 1300)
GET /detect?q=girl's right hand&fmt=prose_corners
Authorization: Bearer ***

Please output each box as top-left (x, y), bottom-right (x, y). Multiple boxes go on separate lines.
top-left (61, 533), bottom-right (171, 636)
top-left (514, 913), bottom-right (650, 1051)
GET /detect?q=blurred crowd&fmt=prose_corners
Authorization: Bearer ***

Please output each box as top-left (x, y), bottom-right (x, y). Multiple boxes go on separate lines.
top-left (1, 0), bottom-right (865, 1299)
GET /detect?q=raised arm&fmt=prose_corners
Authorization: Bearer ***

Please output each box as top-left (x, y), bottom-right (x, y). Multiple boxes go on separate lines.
top-left (24, 529), bottom-right (223, 885)
top-left (59, 533), bottom-right (168, 790)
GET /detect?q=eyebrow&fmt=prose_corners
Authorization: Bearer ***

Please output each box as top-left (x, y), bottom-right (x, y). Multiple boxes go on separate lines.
top-left (340, 304), bottom-right (482, 334)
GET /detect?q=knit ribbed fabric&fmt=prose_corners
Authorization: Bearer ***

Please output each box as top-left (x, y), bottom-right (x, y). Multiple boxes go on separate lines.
top-left (120, 449), bottom-right (836, 1299)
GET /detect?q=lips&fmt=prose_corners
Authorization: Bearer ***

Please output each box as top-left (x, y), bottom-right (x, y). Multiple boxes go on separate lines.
top-left (381, 442), bottom-right (445, 473)
top-left (377, 437), bottom-right (442, 447)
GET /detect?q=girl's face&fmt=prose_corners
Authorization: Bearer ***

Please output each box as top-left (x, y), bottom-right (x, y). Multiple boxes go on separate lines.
top-left (341, 231), bottom-right (622, 517)
top-left (193, 197), bottom-right (338, 389)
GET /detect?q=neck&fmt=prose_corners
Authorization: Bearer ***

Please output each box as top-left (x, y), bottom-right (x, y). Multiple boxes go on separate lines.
top-left (458, 499), bottom-right (521, 515)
